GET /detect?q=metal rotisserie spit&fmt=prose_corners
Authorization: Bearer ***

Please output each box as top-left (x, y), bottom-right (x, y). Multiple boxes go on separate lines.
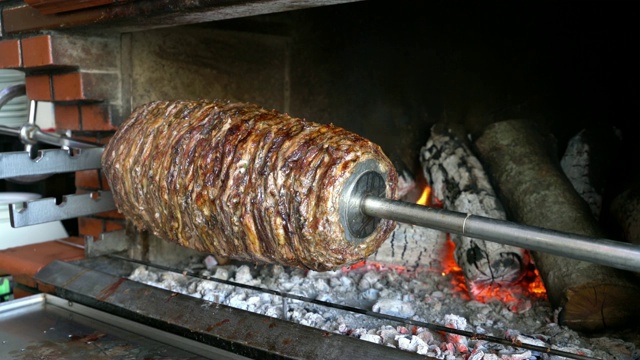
top-left (1, 1), bottom-right (640, 359)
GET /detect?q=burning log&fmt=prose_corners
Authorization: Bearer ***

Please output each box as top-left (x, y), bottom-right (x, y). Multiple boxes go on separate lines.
top-left (420, 124), bottom-right (530, 290)
top-left (474, 119), bottom-right (640, 332)
top-left (369, 222), bottom-right (447, 270)
top-left (369, 170), bottom-right (448, 269)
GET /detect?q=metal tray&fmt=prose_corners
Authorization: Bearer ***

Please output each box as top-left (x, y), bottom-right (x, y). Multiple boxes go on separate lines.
top-left (0, 293), bottom-right (246, 359)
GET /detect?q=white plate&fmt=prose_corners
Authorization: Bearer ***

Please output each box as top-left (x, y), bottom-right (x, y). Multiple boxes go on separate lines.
top-left (0, 69), bottom-right (25, 81)
top-left (0, 103), bottom-right (27, 110)
top-left (0, 119), bottom-right (27, 127)
top-left (0, 109), bottom-right (28, 117)
top-left (0, 192), bottom-right (41, 205)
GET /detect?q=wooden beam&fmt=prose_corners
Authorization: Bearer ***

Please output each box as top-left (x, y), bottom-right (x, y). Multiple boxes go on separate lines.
top-left (2, 0), bottom-right (362, 34)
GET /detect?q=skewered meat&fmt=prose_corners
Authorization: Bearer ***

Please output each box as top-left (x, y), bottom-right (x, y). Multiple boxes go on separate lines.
top-left (102, 100), bottom-right (398, 271)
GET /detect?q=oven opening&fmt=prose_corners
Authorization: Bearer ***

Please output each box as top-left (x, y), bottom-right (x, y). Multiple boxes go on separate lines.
top-left (114, 2), bottom-right (639, 357)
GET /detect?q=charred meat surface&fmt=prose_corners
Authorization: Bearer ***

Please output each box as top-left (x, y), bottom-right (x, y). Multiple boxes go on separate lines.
top-left (102, 100), bottom-right (397, 271)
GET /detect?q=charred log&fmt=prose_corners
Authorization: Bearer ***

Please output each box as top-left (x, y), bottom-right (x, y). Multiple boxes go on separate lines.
top-left (474, 119), bottom-right (640, 332)
top-left (420, 124), bottom-right (529, 290)
top-left (369, 223), bottom-right (447, 270)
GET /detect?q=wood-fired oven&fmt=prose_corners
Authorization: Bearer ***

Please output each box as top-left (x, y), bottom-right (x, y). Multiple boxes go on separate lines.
top-left (1, 1), bottom-right (639, 359)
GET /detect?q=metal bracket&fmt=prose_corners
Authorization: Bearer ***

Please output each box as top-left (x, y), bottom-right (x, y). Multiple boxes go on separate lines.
top-left (9, 191), bottom-right (116, 228)
top-left (0, 147), bottom-right (104, 179)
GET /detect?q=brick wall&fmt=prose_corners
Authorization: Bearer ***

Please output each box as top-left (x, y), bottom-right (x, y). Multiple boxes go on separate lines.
top-left (0, 32), bottom-right (125, 239)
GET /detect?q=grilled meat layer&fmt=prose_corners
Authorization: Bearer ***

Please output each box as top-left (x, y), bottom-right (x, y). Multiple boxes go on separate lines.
top-left (102, 100), bottom-right (397, 270)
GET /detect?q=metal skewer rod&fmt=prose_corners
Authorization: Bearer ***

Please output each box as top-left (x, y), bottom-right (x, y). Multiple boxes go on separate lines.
top-left (0, 95), bottom-right (101, 149)
top-left (362, 195), bottom-right (640, 273)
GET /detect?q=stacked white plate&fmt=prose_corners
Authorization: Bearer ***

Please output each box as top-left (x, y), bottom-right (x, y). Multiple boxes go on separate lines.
top-left (0, 69), bottom-right (29, 128)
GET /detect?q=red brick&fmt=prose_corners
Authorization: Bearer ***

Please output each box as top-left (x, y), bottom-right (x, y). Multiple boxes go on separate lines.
top-left (78, 216), bottom-right (104, 238)
top-left (12, 287), bottom-right (36, 299)
top-left (0, 237), bottom-right (84, 291)
top-left (0, 39), bottom-right (21, 68)
top-left (97, 209), bottom-right (124, 219)
top-left (52, 71), bottom-right (118, 101)
top-left (25, 74), bottom-right (52, 100)
top-left (96, 134), bottom-right (113, 146)
top-left (80, 103), bottom-right (115, 130)
top-left (71, 134), bottom-right (101, 147)
top-left (75, 169), bottom-right (101, 190)
top-left (21, 35), bottom-right (53, 68)
top-left (73, 133), bottom-right (113, 146)
top-left (105, 220), bottom-right (124, 232)
top-left (16, 32), bottom-right (119, 70)
top-left (52, 71), bottom-right (82, 100)
top-left (53, 104), bottom-right (81, 130)
top-left (100, 171), bottom-right (111, 190)
top-left (75, 169), bottom-right (110, 191)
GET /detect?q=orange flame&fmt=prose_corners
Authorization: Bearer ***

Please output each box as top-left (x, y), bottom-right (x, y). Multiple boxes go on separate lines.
top-left (527, 268), bottom-right (547, 296)
top-left (440, 236), bottom-right (471, 301)
top-left (416, 186), bottom-right (431, 206)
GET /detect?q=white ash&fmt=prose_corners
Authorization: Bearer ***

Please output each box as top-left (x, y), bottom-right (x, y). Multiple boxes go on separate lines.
top-left (204, 255), bottom-right (218, 270)
top-left (129, 262), bottom-right (638, 360)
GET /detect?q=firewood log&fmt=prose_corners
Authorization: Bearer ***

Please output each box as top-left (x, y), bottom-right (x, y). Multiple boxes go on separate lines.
top-left (610, 183), bottom-right (640, 247)
top-left (420, 124), bottom-right (530, 290)
top-left (560, 127), bottom-right (622, 219)
top-left (474, 119), bottom-right (640, 332)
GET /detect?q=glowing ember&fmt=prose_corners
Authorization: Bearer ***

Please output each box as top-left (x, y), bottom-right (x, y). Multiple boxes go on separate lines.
top-left (440, 236), bottom-right (547, 307)
top-left (342, 260), bottom-right (367, 272)
top-left (342, 260), bottom-right (410, 274)
top-left (420, 186), bottom-right (548, 306)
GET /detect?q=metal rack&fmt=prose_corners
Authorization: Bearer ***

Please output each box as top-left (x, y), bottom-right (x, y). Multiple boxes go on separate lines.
top-left (1, 85), bottom-right (116, 230)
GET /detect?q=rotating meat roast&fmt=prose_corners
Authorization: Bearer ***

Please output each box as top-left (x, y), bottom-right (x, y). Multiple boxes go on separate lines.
top-left (102, 100), bottom-right (398, 271)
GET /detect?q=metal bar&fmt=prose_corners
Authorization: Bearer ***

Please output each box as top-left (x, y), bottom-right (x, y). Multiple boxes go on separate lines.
top-left (2, 98), bottom-right (101, 149)
top-left (27, 124), bottom-right (102, 149)
top-left (9, 191), bottom-right (116, 227)
top-left (362, 196), bottom-right (640, 273)
top-left (54, 238), bottom-right (85, 249)
top-left (0, 124), bottom-right (20, 137)
top-left (0, 148), bottom-right (104, 179)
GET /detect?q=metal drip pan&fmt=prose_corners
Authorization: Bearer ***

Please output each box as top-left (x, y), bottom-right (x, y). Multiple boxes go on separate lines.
top-left (0, 293), bottom-right (245, 359)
